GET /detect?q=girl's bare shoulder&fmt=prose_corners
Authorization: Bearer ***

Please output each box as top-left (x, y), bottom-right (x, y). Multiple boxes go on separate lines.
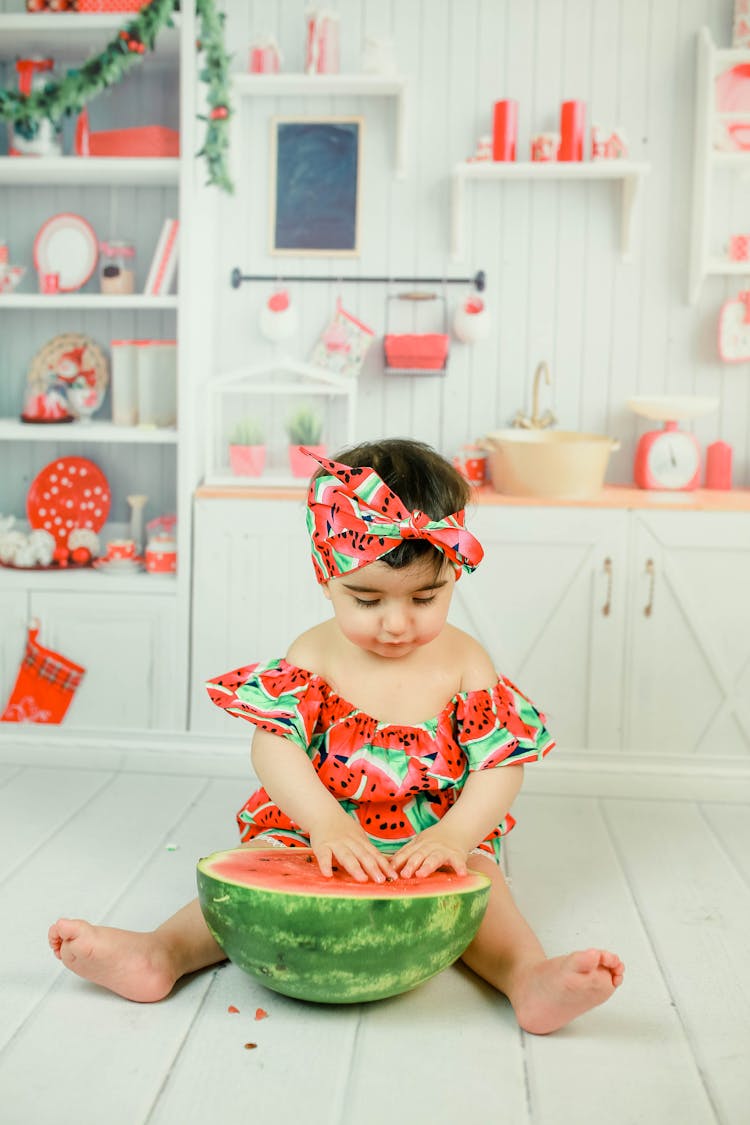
top-left (442, 625), bottom-right (497, 692)
top-left (285, 619), bottom-right (337, 676)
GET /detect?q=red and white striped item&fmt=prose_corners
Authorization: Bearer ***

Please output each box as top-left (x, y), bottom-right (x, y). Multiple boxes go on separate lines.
top-left (76, 1), bottom-right (151, 11)
top-left (144, 218), bottom-right (179, 296)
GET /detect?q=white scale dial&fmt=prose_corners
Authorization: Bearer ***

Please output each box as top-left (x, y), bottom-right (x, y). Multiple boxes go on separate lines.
top-left (646, 431), bottom-right (700, 489)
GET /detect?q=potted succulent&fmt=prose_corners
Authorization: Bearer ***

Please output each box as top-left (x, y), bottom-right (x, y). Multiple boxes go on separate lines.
top-left (286, 406), bottom-right (325, 477)
top-left (228, 416), bottom-right (266, 477)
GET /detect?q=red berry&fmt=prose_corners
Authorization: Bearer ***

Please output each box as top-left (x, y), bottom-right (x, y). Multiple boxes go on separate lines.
top-left (71, 547), bottom-right (91, 566)
top-left (53, 546), bottom-right (69, 568)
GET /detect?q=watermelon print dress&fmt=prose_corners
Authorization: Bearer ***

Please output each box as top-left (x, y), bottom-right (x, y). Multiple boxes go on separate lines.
top-left (206, 660), bottom-right (554, 864)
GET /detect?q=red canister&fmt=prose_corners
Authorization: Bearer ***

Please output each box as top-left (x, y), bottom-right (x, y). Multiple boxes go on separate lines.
top-left (492, 100), bottom-right (518, 161)
top-left (705, 441), bottom-right (733, 489)
top-left (558, 100), bottom-right (586, 161)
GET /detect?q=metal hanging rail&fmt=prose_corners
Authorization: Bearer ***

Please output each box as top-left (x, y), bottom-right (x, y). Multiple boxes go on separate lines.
top-left (230, 267), bottom-right (486, 291)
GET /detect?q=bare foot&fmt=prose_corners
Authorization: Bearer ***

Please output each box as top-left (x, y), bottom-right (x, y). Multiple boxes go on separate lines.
top-left (48, 918), bottom-right (178, 1003)
top-left (510, 948), bottom-right (625, 1035)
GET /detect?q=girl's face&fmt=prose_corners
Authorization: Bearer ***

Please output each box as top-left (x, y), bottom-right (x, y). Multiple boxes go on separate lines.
top-left (323, 556), bottom-right (456, 659)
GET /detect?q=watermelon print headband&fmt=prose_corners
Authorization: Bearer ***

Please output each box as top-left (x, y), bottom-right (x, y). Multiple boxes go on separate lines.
top-left (303, 447), bottom-right (484, 584)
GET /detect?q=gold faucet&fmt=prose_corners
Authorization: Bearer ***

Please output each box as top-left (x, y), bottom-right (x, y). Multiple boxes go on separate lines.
top-left (512, 361), bottom-right (557, 429)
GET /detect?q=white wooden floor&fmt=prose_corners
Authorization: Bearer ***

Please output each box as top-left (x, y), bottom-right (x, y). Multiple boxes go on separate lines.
top-left (1, 749), bottom-right (749, 1125)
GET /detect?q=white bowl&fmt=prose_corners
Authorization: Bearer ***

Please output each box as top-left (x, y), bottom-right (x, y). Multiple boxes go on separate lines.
top-left (627, 395), bottom-right (718, 422)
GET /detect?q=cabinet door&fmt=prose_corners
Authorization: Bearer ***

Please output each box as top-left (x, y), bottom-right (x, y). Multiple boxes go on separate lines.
top-left (451, 506), bottom-right (629, 750)
top-left (30, 592), bottom-right (179, 731)
top-left (624, 511), bottom-right (750, 756)
top-left (190, 499), bottom-right (325, 733)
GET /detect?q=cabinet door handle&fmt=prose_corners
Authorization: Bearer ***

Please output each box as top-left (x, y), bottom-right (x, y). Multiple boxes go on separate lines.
top-left (602, 557), bottom-right (612, 617)
top-left (643, 558), bottom-right (655, 617)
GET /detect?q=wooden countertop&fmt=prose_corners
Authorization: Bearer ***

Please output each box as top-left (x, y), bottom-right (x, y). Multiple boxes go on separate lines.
top-left (195, 483), bottom-right (750, 511)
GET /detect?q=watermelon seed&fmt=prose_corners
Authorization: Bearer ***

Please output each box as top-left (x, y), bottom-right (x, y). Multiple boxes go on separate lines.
top-left (244, 1042), bottom-right (258, 1050)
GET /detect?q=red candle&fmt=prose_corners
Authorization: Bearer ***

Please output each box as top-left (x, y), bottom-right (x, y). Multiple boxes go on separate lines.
top-left (492, 100), bottom-right (518, 161)
top-left (705, 441), bottom-right (733, 489)
top-left (559, 100), bottom-right (586, 161)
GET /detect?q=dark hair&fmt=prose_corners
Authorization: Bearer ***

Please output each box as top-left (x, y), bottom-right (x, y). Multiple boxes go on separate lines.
top-left (318, 437), bottom-right (471, 573)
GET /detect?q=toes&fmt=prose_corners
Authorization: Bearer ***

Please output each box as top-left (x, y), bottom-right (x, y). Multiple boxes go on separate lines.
top-left (569, 948), bottom-right (602, 974)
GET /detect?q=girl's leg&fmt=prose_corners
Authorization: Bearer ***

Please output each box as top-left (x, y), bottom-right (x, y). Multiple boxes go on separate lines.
top-left (460, 854), bottom-right (625, 1035)
top-left (48, 899), bottom-right (224, 1003)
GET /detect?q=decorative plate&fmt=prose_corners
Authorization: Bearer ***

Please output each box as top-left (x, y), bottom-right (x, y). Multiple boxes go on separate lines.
top-left (27, 333), bottom-right (109, 419)
top-left (715, 64), bottom-right (750, 150)
top-left (26, 457), bottom-right (111, 547)
top-left (93, 557), bottom-right (145, 575)
top-left (32, 213), bottom-right (98, 292)
top-left (719, 291), bottom-right (750, 362)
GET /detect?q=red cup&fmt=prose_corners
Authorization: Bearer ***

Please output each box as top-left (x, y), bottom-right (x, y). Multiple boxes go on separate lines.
top-left (492, 100), bottom-right (518, 161)
top-left (453, 445), bottom-right (487, 486)
top-left (558, 100), bottom-right (586, 161)
top-left (39, 271), bottom-right (60, 294)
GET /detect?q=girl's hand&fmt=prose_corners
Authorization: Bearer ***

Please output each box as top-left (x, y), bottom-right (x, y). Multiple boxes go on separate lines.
top-left (309, 813), bottom-right (397, 884)
top-left (392, 826), bottom-right (470, 879)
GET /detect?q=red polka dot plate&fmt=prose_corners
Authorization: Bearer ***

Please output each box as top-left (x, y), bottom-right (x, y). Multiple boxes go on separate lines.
top-left (26, 457), bottom-right (111, 547)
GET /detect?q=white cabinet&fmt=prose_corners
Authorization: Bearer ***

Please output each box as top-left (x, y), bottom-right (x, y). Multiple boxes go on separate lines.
top-left (689, 27), bottom-right (750, 302)
top-left (451, 506), bottom-right (628, 751)
top-left (188, 496), bottom-right (750, 757)
top-left (189, 496), bottom-right (324, 733)
top-left (624, 510), bottom-right (750, 756)
top-left (0, 583), bottom-right (178, 731)
top-left (0, 7), bottom-right (204, 733)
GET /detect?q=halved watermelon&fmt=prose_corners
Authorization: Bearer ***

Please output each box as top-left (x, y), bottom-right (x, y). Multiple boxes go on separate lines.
top-left (196, 847), bottom-right (490, 1004)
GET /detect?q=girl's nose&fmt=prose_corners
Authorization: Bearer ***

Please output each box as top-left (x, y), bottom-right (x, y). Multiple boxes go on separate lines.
top-left (381, 603), bottom-right (408, 636)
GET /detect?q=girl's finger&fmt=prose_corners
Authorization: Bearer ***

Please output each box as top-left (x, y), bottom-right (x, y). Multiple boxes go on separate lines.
top-left (315, 846), bottom-right (334, 878)
top-left (331, 843), bottom-right (370, 883)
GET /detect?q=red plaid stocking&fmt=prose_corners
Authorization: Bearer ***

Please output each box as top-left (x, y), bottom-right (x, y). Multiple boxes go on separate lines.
top-left (1, 623), bottom-right (86, 724)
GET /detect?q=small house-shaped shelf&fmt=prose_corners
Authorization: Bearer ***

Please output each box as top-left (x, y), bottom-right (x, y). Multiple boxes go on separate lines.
top-left (204, 356), bottom-right (357, 487)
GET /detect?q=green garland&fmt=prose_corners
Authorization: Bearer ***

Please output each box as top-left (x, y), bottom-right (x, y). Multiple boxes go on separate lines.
top-left (0, 0), bottom-right (232, 192)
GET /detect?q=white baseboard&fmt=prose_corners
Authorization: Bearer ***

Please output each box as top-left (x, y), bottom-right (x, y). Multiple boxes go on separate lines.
top-left (1, 728), bottom-right (749, 801)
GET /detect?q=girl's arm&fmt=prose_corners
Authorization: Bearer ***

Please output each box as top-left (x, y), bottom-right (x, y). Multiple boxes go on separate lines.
top-left (392, 765), bottom-right (524, 877)
top-left (251, 730), bottom-right (396, 883)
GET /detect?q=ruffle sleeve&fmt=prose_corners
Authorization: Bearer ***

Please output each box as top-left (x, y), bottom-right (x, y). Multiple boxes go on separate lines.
top-left (205, 659), bottom-right (324, 751)
top-left (455, 675), bottom-right (554, 771)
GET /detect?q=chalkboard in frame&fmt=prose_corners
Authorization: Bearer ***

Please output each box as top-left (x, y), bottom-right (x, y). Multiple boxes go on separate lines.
top-left (270, 116), bottom-right (363, 257)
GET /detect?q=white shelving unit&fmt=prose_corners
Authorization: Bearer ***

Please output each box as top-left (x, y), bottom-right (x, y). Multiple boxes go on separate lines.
top-left (0, 156), bottom-right (179, 187)
top-left (0, 12), bottom-right (180, 60)
top-left (450, 159), bottom-right (650, 262)
top-left (232, 72), bottom-right (408, 177)
top-left (0, 5), bottom-right (198, 734)
top-left (689, 27), bottom-right (750, 303)
top-left (0, 295), bottom-right (178, 310)
top-left (0, 419), bottom-right (177, 444)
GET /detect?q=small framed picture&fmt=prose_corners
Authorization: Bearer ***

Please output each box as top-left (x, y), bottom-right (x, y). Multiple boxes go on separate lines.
top-left (270, 116), bottom-right (363, 256)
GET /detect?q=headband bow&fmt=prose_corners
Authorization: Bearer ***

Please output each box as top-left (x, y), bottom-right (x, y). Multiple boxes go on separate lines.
top-left (303, 447), bottom-right (484, 584)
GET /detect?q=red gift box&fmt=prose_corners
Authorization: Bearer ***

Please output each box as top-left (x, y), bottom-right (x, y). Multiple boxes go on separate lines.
top-left (76, 1), bottom-right (151, 11)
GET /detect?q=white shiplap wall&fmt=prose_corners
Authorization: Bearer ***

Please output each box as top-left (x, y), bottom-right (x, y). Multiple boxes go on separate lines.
top-left (213, 0), bottom-right (750, 486)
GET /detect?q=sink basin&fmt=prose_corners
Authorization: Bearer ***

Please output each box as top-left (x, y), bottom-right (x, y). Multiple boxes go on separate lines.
top-left (482, 429), bottom-right (620, 499)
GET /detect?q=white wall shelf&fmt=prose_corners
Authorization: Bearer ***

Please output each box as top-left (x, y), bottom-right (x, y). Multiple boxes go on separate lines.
top-left (688, 27), bottom-right (750, 303)
top-left (0, 295), bottom-right (178, 311)
top-left (0, 13), bottom-right (180, 61)
top-left (232, 72), bottom-right (408, 177)
top-left (0, 419), bottom-right (177, 444)
top-left (450, 159), bottom-right (650, 263)
top-left (0, 156), bottom-right (180, 187)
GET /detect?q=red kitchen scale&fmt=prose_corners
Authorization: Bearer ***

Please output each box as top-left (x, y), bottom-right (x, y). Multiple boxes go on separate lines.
top-left (628, 396), bottom-right (718, 491)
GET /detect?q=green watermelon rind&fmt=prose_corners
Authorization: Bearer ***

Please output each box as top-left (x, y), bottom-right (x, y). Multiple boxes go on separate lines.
top-left (196, 848), bottom-right (491, 1005)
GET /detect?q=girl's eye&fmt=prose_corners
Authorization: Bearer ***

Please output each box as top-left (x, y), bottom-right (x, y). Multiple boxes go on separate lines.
top-left (354, 598), bottom-right (380, 608)
top-left (413, 596), bottom-right (436, 606)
